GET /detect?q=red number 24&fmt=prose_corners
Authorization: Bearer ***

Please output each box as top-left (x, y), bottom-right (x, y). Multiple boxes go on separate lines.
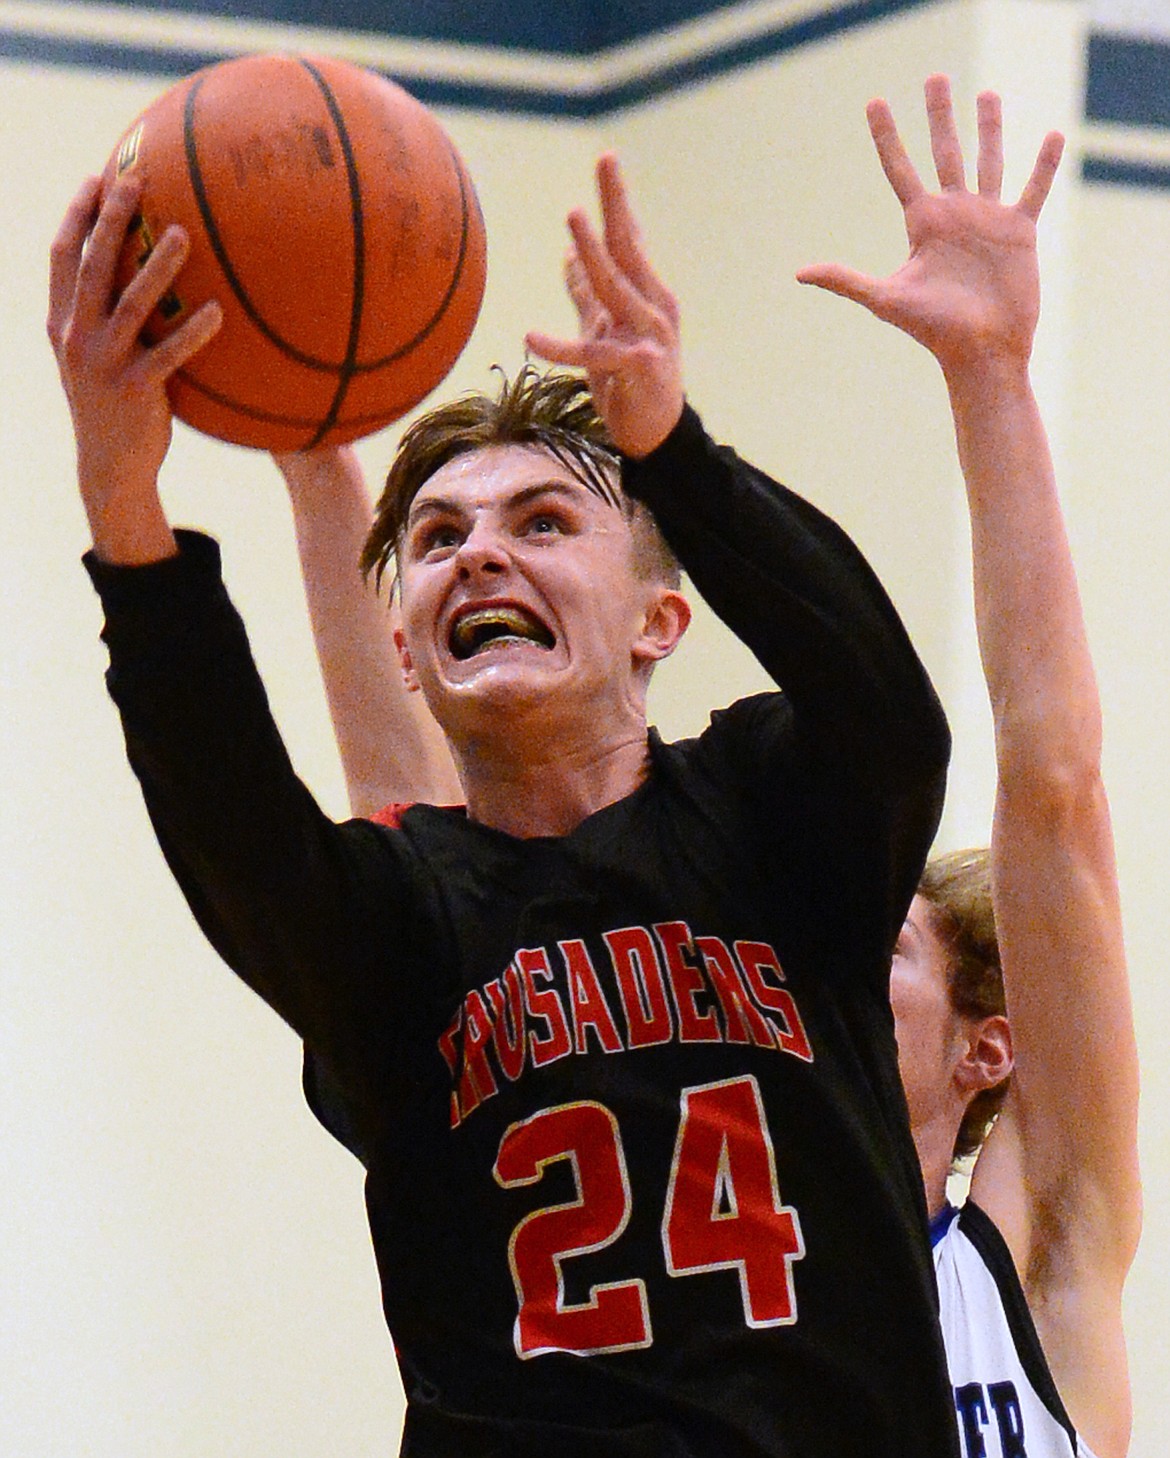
top-left (492, 1075), bottom-right (805, 1358)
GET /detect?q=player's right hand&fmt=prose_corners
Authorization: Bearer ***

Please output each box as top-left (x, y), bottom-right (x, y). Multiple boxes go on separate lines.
top-left (47, 171), bottom-right (221, 560)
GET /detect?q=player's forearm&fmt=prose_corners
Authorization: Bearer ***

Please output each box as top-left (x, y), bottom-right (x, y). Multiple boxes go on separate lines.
top-left (947, 360), bottom-right (1101, 786)
top-left (957, 361), bottom-right (1140, 1259)
top-left (88, 531), bottom-right (390, 1042)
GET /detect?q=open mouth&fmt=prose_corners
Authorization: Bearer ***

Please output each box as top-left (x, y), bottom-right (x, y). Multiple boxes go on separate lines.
top-left (449, 605), bottom-right (556, 660)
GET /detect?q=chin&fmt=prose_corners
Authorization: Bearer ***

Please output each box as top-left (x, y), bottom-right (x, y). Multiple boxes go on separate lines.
top-left (427, 656), bottom-right (565, 725)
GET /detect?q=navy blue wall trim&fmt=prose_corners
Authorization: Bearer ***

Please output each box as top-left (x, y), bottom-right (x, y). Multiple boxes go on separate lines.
top-left (47, 0), bottom-right (756, 54)
top-left (1086, 33), bottom-right (1170, 131)
top-left (3, 0), bottom-right (936, 117)
top-left (1082, 155), bottom-right (1170, 191)
top-left (0, 28), bottom-right (216, 80)
top-left (1082, 30), bottom-right (1170, 194)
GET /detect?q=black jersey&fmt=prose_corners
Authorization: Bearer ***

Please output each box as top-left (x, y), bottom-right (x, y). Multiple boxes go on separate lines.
top-left (86, 406), bottom-right (955, 1457)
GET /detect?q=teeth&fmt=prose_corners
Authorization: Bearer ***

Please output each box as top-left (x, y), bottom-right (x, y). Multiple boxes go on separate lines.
top-left (450, 606), bottom-right (554, 659)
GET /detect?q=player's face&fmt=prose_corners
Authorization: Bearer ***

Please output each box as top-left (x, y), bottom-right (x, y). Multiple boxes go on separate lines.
top-left (889, 897), bottom-right (969, 1136)
top-left (394, 443), bottom-right (679, 742)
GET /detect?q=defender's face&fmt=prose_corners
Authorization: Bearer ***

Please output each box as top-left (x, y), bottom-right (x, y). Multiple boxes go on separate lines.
top-left (395, 444), bottom-right (663, 736)
top-left (889, 896), bottom-right (965, 1133)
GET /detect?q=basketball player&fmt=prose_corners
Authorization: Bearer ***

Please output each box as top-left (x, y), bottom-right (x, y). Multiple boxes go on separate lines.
top-left (797, 78), bottom-right (1141, 1458)
top-left (279, 79), bottom-right (1141, 1458)
top-left (48, 153), bottom-right (957, 1453)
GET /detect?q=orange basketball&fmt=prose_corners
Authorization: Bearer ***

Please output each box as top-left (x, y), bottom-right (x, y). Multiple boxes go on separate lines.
top-left (101, 53), bottom-right (487, 450)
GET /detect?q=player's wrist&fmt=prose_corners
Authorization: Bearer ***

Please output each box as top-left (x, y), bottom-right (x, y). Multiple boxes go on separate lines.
top-left (941, 346), bottom-right (1034, 405)
top-left (83, 478), bottom-right (177, 565)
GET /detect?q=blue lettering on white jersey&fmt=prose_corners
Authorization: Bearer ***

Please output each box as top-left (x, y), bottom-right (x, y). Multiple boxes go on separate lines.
top-left (932, 1203), bottom-right (1096, 1458)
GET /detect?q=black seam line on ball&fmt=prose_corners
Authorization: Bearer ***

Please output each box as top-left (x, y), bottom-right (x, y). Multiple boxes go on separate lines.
top-left (172, 365), bottom-right (429, 435)
top-left (178, 64), bottom-right (476, 438)
top-left (182, 68), bottom-right (475, 378)
top-left (345, 135), bottom-right (475, 374)
top-left (170, 366), bottom-right (328, 429)
top-left (183, 67), bottom-right (355, 375)
top-left (300, 56), bottom-right (365, 446)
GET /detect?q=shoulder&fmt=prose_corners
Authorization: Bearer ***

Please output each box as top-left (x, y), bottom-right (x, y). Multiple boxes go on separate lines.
top-left (690, 692), bottom-right (795, 765)
top-left (649, 694), bottom-right (797, 808)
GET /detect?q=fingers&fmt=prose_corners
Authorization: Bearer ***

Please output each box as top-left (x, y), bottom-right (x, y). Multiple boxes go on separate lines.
top-left (878, 78), bottom-right (1057, 223)
top-left (564, 244), bottom-right (608, 337)
top-left (526, 244), bottom-right (602, 364)
top-left (47, 175), bottom-right (103, 352)
top-left (595, 153), bottom-right (679, 325)
top-left (976, 90), bottom-right (1004, 200)
top-left (795, 262), bottom-right (881, 312)
top-left (147, 298), bottom-right (223, 380)
top-left (527, 331), bottom-right (646, 376)
top-left (530, 149), bottom-right (682, 450)
top-left (524, 245), bottom-right (609, 367)
top-left (866, 98), bottom-right (925, 209)
top-left (524, 325), bottom-right (654, 385)
top-left (50, 166), bottom-right (221, 398)
top-left (71, 171), bottom-right (144, 334)
top-left (925, 73), bottom-right (966, 190)
top-left (530, 152), bottom-right (679, 370)
top-left (1017, 130), bottom-right (1065, 221)
top-left (524, 327), bottom-right (589, 368)
top-left (567, 205), bottom-right (666, 344)
top-left (108, 222), bottom-right (191, 352)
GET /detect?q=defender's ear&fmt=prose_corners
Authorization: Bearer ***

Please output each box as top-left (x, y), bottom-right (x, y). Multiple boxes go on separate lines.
top-left (956, 1015), bottom-right (1014, 1096)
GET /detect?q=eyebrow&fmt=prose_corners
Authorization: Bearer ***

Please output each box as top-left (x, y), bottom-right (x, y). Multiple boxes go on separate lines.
top-left (406, 478), bottom-right (602, 531)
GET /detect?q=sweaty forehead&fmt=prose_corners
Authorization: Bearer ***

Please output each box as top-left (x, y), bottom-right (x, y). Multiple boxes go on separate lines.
top-left (408, 443), bottom-right (621, 523)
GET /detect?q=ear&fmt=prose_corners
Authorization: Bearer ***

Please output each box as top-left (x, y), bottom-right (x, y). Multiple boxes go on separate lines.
top-left (955, 1015), bottom-right (1014, 1096)
top-left (393, 626), bottom-right (422, 694)
top-left (633, 587), bottom-right (692, 669)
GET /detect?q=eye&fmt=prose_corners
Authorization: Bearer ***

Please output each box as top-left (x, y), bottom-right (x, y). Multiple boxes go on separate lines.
top-left (521, 506), bottom-right (578, 541)
top-left (412, 522), bottom-right (463, 558)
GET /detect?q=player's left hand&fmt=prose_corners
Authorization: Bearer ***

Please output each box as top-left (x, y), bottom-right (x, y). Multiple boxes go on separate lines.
top-left (797, 75), bottom-right (1064, 381)
top-left (526, 153), bottom-right (684, 459)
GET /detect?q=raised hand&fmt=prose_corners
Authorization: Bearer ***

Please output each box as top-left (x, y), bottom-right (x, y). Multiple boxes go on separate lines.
top-left (526, 153), bottom-right (683, 459)
top-left (47, 170), bottom-right (222, 560)
top-left (797, 75), bottom-right (1064, 380)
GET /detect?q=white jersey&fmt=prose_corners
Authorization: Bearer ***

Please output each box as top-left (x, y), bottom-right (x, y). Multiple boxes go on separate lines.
top-left (932, 1202), bottom-right (1097, 1458)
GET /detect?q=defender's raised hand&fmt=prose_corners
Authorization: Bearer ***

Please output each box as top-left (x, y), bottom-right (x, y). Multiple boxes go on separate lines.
top-left (526, 152), bottom-right (683, 458)
top-left (797, 75), bottom-right (1064, 379)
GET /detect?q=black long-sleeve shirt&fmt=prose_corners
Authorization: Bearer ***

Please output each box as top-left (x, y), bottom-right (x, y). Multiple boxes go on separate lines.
top-left (87, 405), bottom-right (954, 1457)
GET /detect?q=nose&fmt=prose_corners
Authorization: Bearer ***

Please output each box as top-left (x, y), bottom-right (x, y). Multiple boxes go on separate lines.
top-left (454, 518), bottom-right (509, 579)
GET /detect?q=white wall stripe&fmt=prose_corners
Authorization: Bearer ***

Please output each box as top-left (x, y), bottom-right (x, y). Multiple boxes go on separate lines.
top-left (1084, 118), bottom-right (1170, 161)
top-left (1091, 0), bottom-right (1170, 42)
top-left (0, 0), bottom-right (924, 96)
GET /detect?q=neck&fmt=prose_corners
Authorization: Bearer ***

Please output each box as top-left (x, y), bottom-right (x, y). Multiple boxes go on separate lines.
top-left (913, 1114), bottom-right (960, 1219)
top-left (453, 726), bottom-right (653, 838)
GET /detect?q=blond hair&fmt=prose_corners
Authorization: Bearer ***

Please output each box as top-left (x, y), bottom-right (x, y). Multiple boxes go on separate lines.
top-left (918, 848), bottom-right (1010, 1161)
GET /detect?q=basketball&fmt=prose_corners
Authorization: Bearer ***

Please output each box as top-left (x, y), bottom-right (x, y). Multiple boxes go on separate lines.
top-left (101, 53), bottom-right (487, 450)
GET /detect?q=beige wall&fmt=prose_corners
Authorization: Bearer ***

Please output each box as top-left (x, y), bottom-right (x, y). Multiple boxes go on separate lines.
top-left (1068, 176), bottom-right (1170, 1458)
top-left (5, 1), bottom-right (1165, 1452)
